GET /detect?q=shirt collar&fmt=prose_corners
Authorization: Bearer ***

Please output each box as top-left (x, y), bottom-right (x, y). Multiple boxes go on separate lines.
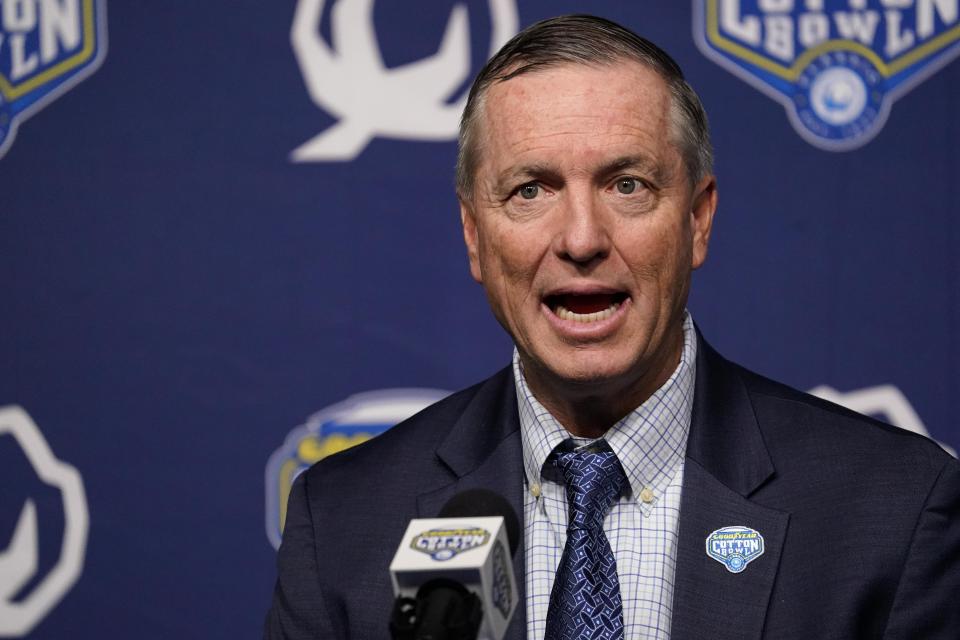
top-left (514, 311), bottom-right (697, 513)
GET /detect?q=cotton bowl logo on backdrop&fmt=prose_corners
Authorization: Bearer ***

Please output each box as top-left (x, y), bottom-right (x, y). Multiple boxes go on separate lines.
top-left (289, 0), bottom-right (518, 161)
top-left (0, 0), bottom-right (106, 160)
top-left (694, 1), bottom-right (960, 150)
top-left (265, 389), bottom-right (448, 548)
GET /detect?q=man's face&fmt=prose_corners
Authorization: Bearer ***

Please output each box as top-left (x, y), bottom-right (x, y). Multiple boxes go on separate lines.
top-left (460, 61), bottom-right (717, 402)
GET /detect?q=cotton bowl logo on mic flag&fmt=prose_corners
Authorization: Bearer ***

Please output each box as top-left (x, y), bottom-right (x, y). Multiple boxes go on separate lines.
top-left (289, 0), bottom-right (518, 161)
top-left (693, 1), bottom-right (960, 150)
top-left (265, 388), bottom-right (449, 549)
top-left (0, 0), bottom-right (107, 160)
top-left (411, 527), bottom-right (491, 561)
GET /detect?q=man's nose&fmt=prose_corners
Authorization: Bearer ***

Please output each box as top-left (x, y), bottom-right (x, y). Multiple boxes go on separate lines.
top-left (555, 189), bottom-right (611, 266)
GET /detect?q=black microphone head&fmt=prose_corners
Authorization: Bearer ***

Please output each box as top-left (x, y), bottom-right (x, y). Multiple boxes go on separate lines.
top-left (438, 489), bottom-right (521, 556)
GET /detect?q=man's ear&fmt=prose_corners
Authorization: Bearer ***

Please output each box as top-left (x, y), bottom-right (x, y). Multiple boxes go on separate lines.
top-left (460, 199), bottom-right (483, 283)
top-left (690, 175), bottom-right (718, 270)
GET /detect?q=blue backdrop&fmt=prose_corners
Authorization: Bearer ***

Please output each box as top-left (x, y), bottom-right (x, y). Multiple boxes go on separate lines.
top-left (1, 1), bottom-right (957, 637)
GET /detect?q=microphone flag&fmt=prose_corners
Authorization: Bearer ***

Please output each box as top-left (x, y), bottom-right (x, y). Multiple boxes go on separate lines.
top-left (389, 515), bottom-right (517, 640)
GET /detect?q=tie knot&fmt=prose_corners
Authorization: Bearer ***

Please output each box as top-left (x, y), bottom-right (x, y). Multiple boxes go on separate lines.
top-left (553, 446), bottom-right (627, 531)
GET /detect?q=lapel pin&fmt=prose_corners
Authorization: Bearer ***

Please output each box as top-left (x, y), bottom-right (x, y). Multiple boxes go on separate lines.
top-left (706, 526), bottom-right (765, 573)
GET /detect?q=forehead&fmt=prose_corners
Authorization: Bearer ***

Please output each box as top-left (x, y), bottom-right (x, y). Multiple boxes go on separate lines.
top-left (477, 61), bottom-right (678, 176)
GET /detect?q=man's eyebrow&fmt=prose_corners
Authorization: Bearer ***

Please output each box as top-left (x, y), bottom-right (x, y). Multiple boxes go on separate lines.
top-left (493, 163), bottom-right (563, 191)
top-left (596, 154), bottom-right (665, 182)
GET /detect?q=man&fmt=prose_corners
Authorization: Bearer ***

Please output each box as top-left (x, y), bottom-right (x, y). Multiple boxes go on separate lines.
top-left (266, 15), bottom-right (960, 639)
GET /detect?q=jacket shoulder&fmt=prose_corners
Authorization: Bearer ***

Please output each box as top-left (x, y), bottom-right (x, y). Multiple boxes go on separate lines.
top-left (274, 369), bottom-right (515, 639)
top-left (299, 368), bottom-right (511, 496)
top-left (734, 362), bottom-right (953, 478)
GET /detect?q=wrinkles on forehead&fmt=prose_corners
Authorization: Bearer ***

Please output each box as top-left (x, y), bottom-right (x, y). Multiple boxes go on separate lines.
top-left (472, 63), bottom-right (685, 202)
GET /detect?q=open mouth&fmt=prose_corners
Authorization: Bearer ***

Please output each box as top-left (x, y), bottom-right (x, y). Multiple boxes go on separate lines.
top-left (545, 292), bottom-right (629, 323)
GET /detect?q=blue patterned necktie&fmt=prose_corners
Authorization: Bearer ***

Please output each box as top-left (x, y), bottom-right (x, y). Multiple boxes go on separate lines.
top-left (545, 444), bottom-right (628, 640)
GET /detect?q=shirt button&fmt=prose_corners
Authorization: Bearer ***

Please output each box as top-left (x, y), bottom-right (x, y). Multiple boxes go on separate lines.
top-left (530, 483), bottom-right (541, 498)
top-left (639, 487), bottom-right (655, 503)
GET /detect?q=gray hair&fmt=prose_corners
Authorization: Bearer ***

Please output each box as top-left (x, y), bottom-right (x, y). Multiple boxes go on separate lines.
top-left (456, 14), bottom-right (713, 199)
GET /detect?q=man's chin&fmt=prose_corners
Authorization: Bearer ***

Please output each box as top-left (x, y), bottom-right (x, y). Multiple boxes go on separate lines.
top-left (526, 352), bottom-right (639, 391)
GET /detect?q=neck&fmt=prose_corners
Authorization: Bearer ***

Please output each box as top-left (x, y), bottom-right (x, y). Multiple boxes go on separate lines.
top-left (521, 328), bottom-right (684, 439)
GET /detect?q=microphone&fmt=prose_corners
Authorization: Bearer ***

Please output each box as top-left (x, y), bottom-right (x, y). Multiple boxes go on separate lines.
top-left (388, 490), bottom-right (520, 640)
top-left (437, 490), bottom-right (520, 556)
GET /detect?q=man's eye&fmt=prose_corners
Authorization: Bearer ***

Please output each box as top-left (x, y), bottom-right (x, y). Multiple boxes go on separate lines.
top-left (616, 178), bottom-right (640, 194)
top-left (518, 183), bottom-right (540, 200)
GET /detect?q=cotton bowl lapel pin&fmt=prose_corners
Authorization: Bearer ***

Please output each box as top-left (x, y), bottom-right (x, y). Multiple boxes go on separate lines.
top-left (706, 526), bottom-right (765, 573)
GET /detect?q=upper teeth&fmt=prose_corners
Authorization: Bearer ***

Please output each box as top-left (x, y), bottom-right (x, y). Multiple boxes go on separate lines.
top-left (555, 302), bottom-right (620, 323)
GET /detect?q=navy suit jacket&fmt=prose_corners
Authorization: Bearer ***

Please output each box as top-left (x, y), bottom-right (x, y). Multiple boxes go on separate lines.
top-left (265, 335), bottom-right (960, 639)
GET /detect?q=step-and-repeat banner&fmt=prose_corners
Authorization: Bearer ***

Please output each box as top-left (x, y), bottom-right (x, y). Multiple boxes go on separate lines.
top-left (2, 1), bottom-right (958, 637)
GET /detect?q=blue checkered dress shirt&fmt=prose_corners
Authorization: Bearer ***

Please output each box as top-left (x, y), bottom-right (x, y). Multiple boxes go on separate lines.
top-left (514, 312), bottom-right (697, 640)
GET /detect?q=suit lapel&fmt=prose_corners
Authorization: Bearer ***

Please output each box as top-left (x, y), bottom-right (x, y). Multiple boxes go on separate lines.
top-left (671, 459), bottom-right (789, 640)
top-left (671, 335), bottom-right (790, 640)
top-left (412, 337), bottom-right (790, 640)
top-left (416, 368), bottom-right (527, 640)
